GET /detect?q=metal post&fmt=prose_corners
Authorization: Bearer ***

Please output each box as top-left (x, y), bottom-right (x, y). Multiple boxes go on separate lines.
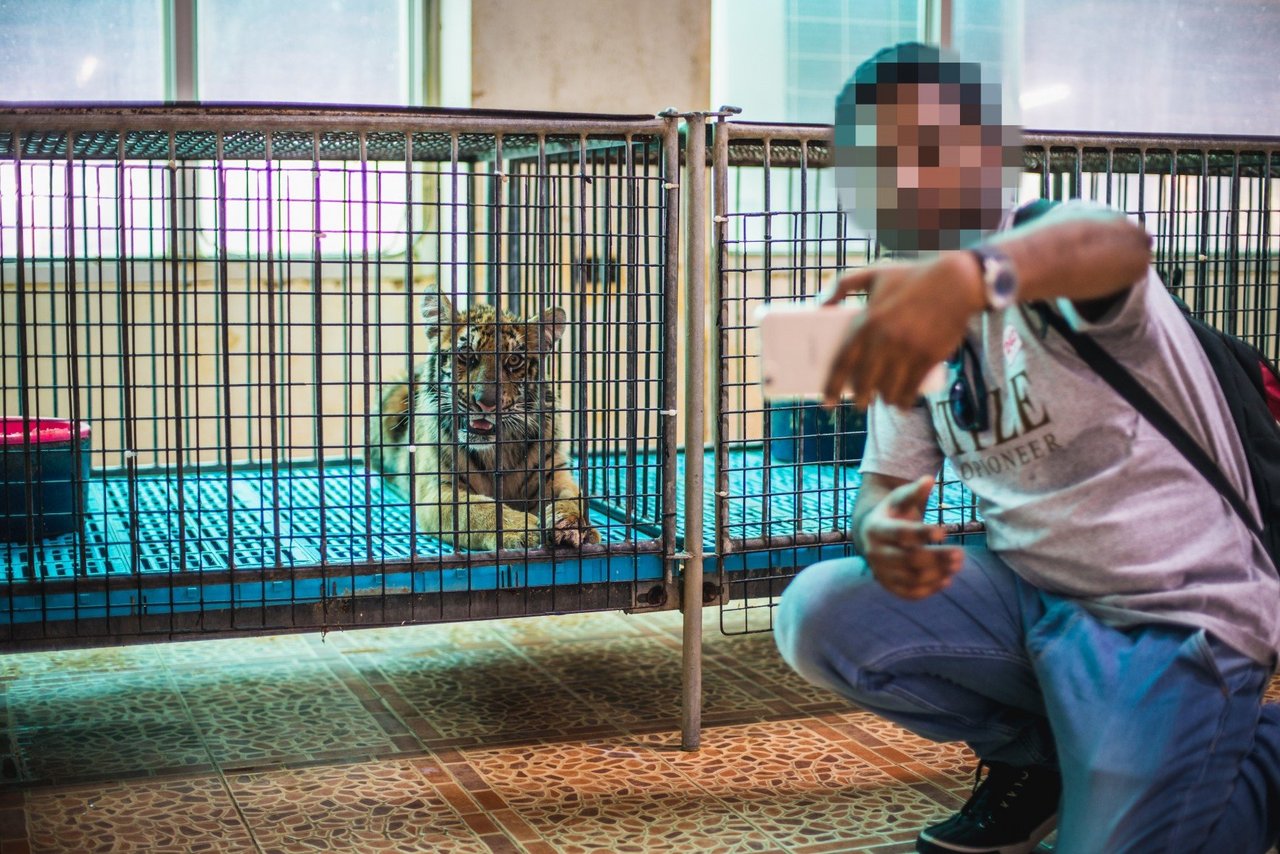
top-left (673, 105), bottom-right (740, 751)
top-left (680, 112), bottom-right (708, 751)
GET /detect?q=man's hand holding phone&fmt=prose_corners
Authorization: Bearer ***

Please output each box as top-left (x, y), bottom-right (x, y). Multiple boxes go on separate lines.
top-left (819, 253), bottom-right (986, 410)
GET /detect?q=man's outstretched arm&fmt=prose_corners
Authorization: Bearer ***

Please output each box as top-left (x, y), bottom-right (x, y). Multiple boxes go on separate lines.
top-left (822, 206), bottom-right (1152, 410)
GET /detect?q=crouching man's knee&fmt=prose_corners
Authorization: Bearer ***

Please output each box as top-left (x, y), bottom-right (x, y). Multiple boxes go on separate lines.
top-left (775, 557), bottom-right (877, 690)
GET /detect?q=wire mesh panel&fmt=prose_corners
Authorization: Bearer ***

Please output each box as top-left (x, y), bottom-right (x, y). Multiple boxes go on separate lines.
top-left (1025, 134), bottom-right (1279, 361)
top-left (0, 106), bottom-right (680, 646)
top-left (712, 122), bottom-right (1280, 634)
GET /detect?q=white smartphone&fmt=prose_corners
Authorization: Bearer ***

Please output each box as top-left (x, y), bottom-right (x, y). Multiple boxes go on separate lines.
top-left (755, 301), bottom-right (947, 400)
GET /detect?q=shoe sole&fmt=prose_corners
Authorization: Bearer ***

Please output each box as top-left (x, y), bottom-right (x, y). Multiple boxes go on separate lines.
top-left (916, 813), bottom-right (1058, 854)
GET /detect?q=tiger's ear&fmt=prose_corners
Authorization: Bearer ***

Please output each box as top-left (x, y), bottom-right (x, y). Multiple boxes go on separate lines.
top-left (531, 306), bottom-right (568, 350)
top-left (421, 293), bottom-right (457, 339)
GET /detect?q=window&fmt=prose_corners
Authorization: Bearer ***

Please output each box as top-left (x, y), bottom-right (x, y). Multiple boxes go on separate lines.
top-left (1, 0), bottom-right (435, 260)
top-left (714, 0), bottom-right (1280, 135)
top-left (0, 0), bottom-right (167, 100)
top-left (197, 0), bottom-right (420, 105)
top-left (0, 0), bottom-right (425, 105)
top-left (1022, 0), bottom-right (1280, 135)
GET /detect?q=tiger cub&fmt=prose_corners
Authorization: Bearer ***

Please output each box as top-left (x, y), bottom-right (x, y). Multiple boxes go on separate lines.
top-left (367, 293), bottom-right (600, 552)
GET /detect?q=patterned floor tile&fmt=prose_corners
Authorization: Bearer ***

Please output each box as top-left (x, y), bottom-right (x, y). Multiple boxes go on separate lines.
top-left (576, 669), bottom-right (781, 730)
top-left (3, 670), bottom-right (207, 784)
top-left (14, 719), bottom-right (210, 784)
top-left (171, 660), bottom-right (399, 767)
top-left (517, 635), bottom-right (682, 686)
top-left (4, 671), bottom-right (186, 731)
top-left (157, 633), bottom-right (325, 668)
top-left (516, 635), bottom-right (774, 727)
top-left (654, 719), bottom-right (956, 849)
top-left (2, 614), bottom-right (1276, 854)
top-left (459, 737), bottom-right (773, 853)
top-left (357, 647), bottom-right (612, 742)
top-left (828, 711), bottom-right (977, 793)
top-left (703, 631), bottom-right (850, 708)
top-left (228, 759), bottom-right (491, 853)
top-left (625, 609), bottom-right (685, 638)
top-left (513, 791), bottom-right (778, 854)
top-left (497, 611), bottom-right (654, 646)
top-left (324, 621), bottom-right (512, 654)
top-left (0, 645), bottom-right (161, 681)
top-left (25, 776), bottom-right (255, 853)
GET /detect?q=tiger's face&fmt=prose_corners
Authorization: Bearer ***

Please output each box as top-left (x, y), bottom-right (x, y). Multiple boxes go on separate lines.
top-left (420, 294), bottom-right (566, 450)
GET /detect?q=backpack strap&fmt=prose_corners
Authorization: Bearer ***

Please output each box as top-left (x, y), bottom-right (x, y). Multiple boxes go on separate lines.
top-left (1033, 303), bottom-right (1263, 538)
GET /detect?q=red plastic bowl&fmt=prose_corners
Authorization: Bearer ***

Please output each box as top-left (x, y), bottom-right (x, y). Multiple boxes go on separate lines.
top-left (0, 418), bottom-right (92, 541)
top-left (0, 418), bottom-right (91, 446)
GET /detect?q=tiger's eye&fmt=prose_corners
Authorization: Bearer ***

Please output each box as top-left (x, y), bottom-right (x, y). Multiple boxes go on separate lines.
top-left (504, 354), bottom-right (526, 372)
top-left (457, 349), bottom-right (479, 369)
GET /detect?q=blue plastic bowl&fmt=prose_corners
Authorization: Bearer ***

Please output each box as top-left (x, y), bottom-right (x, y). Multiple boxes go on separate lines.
top-left (767, 402), bottom-right (866, 465)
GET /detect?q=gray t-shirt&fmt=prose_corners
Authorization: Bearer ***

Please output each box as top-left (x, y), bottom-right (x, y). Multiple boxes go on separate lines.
top-left (861, 262), bottom-right (1280, 666)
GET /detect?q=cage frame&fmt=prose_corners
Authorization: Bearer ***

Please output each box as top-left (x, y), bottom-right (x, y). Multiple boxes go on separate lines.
top-left (3, 104), bottom-right (1280, 752)
top-left (0, 103), bottom-right (685, 647)
top-left (709, 119), bottom-right (1280, 635)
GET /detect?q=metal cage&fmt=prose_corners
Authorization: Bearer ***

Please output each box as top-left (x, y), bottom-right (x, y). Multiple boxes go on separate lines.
top-left (711, 122), bottom-right (1280, 635)
top-left (4, 104), bottom-right (1279, 749)
top-left (0, 106), bottom-right (682, 646)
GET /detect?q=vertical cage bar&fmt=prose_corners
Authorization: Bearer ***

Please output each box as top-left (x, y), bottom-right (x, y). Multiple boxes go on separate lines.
top-left (310, 130), bottom-right (329, 607)
top-left (116, 129), bottom-right (143, 632)
top-left (165, 134), bottom-right (190, 621)
top-left (66, 132), bottom-right (87, 626)
top-left (711, 120), bottom-right (729, 592)
top-left (1225, 149), bottom-right (1243, 337)
top-left (11, 131), bottom-right (40, 600)
top-left (660, 116), bottom-right (680, 586)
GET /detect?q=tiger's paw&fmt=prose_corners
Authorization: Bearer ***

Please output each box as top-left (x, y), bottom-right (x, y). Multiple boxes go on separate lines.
top-left (547, 508), bottom-right (601, 548)
top-left (496, 514), bottom-right (544, 551)
top-left (497, 530), bottom-right (541, 550)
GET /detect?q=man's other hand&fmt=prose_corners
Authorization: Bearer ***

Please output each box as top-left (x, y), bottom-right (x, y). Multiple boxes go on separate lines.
top-left (859, 475), bottom-right (963, 600)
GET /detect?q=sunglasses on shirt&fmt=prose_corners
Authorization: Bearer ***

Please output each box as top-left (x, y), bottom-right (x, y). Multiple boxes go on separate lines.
top-left (947, 337), bottom-right (990, 433)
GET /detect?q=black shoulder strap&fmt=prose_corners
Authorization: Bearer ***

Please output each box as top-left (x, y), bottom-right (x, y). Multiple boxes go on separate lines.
top-left (1033, 303), bottom-right (1262, 538)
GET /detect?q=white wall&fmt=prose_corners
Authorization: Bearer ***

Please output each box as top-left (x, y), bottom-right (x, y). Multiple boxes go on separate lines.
top-left (470, 0), bottom-right (711, 114)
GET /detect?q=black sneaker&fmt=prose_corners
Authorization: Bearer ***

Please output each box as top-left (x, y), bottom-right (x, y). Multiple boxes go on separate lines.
top-left (917, 760), bottom-right (1061, 854)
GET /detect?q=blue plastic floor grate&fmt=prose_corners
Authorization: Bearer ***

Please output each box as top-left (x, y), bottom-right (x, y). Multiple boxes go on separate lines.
top-left (718, 449), bottom-right (977, 542)
top-left (575, 447), bottom-right (977, 549)
top-left (2, 460), bottom-right (657, 584)
top-left (1, 449), bottom-right (979, 590)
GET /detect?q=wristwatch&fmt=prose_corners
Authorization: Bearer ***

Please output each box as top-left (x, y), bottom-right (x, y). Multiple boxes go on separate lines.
top-left (968, 244), bottom-right (1019, 311)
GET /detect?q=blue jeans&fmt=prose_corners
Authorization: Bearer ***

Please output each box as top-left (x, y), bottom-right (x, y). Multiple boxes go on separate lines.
top-left (775, 547), bottom-right (1280, 853)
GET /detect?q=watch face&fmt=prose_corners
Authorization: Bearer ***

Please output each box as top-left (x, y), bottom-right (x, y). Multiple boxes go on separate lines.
top-left (993, 266), bottom-right (1017, 298)
top-left (974, 249), bottom-right (1017, 309)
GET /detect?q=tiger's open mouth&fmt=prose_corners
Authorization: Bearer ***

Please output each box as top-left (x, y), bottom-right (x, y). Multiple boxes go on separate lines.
top-left (461, 416), bottom-right (495, 435)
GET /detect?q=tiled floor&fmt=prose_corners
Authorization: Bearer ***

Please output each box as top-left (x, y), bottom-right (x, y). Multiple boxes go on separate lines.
top-left (1, 608), bottom-right (1277, 854)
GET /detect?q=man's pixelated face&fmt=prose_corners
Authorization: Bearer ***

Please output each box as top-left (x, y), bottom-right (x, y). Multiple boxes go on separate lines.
top-left (834, 56), bottom-right (1022, 253)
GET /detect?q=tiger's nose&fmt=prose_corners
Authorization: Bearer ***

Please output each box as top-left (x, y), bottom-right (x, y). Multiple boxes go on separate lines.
top-left (474, 386), bottom-right (499, 412)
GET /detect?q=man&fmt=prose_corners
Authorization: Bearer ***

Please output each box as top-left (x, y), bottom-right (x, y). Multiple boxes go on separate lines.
top-left (775, 42), bottom-right (1280, 853)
